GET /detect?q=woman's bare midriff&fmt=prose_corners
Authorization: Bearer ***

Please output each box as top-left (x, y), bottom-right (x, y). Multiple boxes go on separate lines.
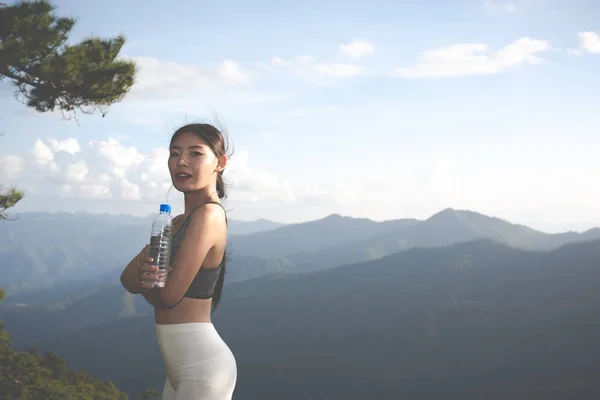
top-left (154, 297), bottom-right (213, 324)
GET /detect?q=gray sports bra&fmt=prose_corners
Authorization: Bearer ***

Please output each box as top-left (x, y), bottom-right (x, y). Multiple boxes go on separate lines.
top-left (169, 201), bottom-right (227, 300)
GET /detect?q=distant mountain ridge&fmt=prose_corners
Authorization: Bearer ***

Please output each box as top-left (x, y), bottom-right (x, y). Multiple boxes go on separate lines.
top-left (0, 211), bottom-right (285, 295)
top-left (1, 208), bottom-right (599, 300)
top-left (227, 213), bottom-right (420, 257)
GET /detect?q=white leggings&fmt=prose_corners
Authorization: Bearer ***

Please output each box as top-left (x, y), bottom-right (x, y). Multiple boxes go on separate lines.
top-left (155, 322), bottom-right (237, 400)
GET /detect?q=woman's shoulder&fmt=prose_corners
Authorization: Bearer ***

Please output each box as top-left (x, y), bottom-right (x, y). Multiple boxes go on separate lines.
top-left (172, 213), bottom-right (185, 220)
top-left (171, 214), bottom-right (186, 226)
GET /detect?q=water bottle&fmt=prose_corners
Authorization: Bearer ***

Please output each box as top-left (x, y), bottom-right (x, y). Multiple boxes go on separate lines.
top-left (148, 203), bottom-right (172, 288)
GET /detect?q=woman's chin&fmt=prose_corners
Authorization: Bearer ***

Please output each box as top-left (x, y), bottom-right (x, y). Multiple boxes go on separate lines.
top-left (174, 183), bottom-right (201, 194)
top-left (172, 182), bottom-right (191, 192)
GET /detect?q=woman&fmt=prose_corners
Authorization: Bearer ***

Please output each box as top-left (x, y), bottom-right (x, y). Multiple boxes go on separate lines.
top-left (120, 123), bottom-right (237, 400)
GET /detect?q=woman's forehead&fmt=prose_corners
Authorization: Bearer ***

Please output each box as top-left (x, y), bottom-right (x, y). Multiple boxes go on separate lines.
top-left (170, 132), bottom-right (209, 148)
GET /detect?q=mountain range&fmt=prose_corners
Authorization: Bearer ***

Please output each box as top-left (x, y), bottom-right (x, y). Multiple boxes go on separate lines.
top-left (2, 208), bottom-right (598, 302)
top-left (1, 208), bottom-right (600, 399)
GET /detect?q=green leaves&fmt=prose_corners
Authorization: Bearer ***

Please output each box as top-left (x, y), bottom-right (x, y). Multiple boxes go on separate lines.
top-left (0, 288), bottom-right (130, 399)
top-left (0, 0), bottom-right (136, 117)
top-left (0, 0), bottom-right (137, 221)
top-left (0, 186), bottom-right (24, 221)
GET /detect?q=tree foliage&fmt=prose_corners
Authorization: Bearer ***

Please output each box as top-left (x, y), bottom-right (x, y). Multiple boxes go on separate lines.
top-left (0, 288), bottom-right (163, 399)
top-left (0, 0), bottom-right (137, 118)
top-left (136, 388), bottom-right (162, 400)
top-left (0, 0), bottom-right (137, 220)
top-left (0, 186), bottom-right (24, 221)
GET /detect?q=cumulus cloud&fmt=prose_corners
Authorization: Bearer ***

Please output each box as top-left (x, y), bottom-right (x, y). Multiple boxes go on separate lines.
top-left (394, 37), bottom-right (551, 79)
top-left (0, 137), bottom-right (300, 211)
top-left (30, 138), bottom-right (60, 175)
top-left (339, 40), bottom-right (375, 59)
top-left (47, 137), bottom-right (81, 154)
top-left (65, 161), bottom-right (89, 183)
top-left (89, 138), bottom-right (145, 178)
top-left (568, 31), bottom-right (600, 55)
top-left (224, 150), bottom-right (296, 203)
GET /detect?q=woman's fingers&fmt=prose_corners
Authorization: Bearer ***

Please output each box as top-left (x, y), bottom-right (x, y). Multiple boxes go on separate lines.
top-left (139, 279), bottom-right (155, 290)
top-left (139, 262), bottom-right (157, 273)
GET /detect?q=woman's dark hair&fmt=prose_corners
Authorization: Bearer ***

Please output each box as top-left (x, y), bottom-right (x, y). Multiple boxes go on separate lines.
top-left (170, 122), bottom-right (232, 311)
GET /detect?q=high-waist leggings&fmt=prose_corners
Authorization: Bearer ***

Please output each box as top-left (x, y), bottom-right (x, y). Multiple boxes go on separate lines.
top-left (155, 322), bottom-right (237, 400)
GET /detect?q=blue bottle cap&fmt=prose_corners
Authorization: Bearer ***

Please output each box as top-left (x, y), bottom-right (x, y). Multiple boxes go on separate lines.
top-left (159, 203), bottom-right (171, 213)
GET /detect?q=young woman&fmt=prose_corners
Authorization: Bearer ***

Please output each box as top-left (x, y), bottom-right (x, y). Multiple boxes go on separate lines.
top-left (120, 123), bottom-right (237, 400)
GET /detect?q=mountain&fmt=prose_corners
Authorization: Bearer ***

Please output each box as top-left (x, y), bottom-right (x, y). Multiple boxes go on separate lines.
top-left (3, 208), bottom-right (599, 306)
top-left (227, 218), bottom-right (285, 235)
top-left (280, 208), bottom-right (600, 274)
top-left (227, 213), bottom-right (420, 257)
top-left (0, 211), bottom-right (285, 296)
top-left (0, 285), bottom-right (152, 349)
top-left (0, 212), bottom-right (149, 294)
top-left (0, 254), bottom-right (295, 348)
top-left (13, 238), bottom-right (600, 399)
top-left (0, 288), bottom-right (137, 400)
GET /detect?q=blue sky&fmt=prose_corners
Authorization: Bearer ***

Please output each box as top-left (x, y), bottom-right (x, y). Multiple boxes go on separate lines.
top-left (1, 0), bottom-right (599, 232)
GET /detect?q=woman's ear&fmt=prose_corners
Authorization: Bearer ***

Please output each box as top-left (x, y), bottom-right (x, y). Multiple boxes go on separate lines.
top-left (216, 155), bottom-right (228, 173)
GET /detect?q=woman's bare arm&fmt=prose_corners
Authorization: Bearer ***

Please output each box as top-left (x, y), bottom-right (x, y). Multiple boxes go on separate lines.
top-left (120, 246), bottom-right (147, 294)
top-left (141, 204), bottom-right (225, 308)
top-left (121, 214), bottom-right (185, 296)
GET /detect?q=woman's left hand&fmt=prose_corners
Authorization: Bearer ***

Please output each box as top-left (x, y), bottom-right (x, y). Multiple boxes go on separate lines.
top-left (137, 245), bottom-right (173, 290)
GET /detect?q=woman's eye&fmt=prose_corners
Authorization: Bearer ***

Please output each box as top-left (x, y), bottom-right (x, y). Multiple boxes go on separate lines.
top-left (191, 151), bottom-right (202, 156)
top-left (169, 152), bottom-right (179, 157)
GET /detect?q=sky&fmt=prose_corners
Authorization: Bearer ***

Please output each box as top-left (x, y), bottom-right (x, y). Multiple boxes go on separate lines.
top-left (1, 0), bottom-right (599, 233)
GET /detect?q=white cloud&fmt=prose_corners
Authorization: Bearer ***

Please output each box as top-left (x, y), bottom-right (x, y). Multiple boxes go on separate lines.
top-left (47, 137), bottom-right (81, 154)
top-left (30, 138), bottom-right (60, 175)
top-left (577, 31), bottom-right (600, 54)
top-left (127, 57), bottom-right (249, 99)
top-left (257, 41), bottom-right (368, 82)
top-left (0, 137), bottom-right (299, 211)
top-left (65, 161), bottom-right (89, 183)
top-left (224, 150), bottom-right (296, 203)
top-left (339, 40), bottom-right (375, 59)
top-left (120, 179), bottom-right (141, 200)
top-left (265, 55), bottom-right (363, 80)
top-left (395, 37), bottom-right (551, 79)
top-left (217, 60), bottom-right (250, 85)
top-left (4, 135), bottom-right (600, 233)
top-left (79, 184), bottom-right (112, 199)
top-left (0, 155), bottom-right (25, 179)
top-left (89, 138), bottom-right (145, 178)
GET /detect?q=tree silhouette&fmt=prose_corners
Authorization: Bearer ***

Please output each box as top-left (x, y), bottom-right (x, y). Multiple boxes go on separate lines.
top-left (0, 0), bottom-right (137, 220)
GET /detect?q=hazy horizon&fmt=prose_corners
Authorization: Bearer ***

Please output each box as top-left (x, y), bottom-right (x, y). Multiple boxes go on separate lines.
top-left (6, 205), bottom-right (599, 235)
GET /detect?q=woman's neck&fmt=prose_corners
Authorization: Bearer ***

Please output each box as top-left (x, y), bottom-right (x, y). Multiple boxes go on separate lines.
top-left (183, 188), bottom-right (219, 215)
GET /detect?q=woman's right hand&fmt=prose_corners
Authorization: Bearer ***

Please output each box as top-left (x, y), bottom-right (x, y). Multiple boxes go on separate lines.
top-left (137, 245), bottom-right (159, 290)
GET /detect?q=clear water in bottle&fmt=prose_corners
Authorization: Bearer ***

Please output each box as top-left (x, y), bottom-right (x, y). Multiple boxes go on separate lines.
top-left (148, 203), bottom-right (172, 288)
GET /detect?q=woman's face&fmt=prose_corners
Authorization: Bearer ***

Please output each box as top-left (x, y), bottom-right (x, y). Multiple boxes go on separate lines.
top-left (168, 132), bottom-right (221, 193)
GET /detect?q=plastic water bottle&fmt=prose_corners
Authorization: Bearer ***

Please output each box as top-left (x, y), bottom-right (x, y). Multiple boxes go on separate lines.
top-left (148, 203), bottom-right (172, 288)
